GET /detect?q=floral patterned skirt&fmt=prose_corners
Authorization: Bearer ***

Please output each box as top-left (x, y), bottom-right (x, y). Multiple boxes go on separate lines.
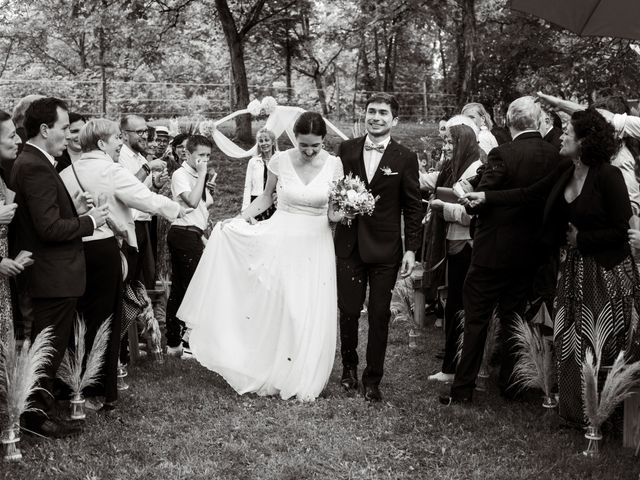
top-left (0, 226), bottom-right (12, 343)
top-left (553, 248), bottom-right (640, 425)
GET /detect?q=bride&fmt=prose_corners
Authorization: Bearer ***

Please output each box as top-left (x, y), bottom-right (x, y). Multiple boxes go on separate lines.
top-left (177, 111), bottom-right (346, 401)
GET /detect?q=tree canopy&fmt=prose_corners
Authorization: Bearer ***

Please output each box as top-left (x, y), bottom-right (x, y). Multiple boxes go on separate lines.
top-left (0, 0), bottom-right (638, 134)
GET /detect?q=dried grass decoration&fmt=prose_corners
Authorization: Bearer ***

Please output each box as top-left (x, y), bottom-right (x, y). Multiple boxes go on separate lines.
top-left (511, 317), bottom-right (555, 408)
top-left (0, 325), bottom-right (55, 461)
top-left (582, 348), bottom-right (640, 457)
top-left (57, 316), bottom-right (111, 420)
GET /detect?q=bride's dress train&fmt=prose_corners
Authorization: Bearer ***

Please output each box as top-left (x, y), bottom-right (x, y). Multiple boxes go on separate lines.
top-left (177, 150), bottom-right (342, 401)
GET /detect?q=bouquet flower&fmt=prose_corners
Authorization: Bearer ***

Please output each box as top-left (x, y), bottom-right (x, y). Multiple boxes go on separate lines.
top-left (329, 173), bottom-right (378, 226)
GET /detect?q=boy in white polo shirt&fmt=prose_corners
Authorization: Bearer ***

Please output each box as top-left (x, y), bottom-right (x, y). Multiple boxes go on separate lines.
top-left (166, 135), bottom-right (214, 357)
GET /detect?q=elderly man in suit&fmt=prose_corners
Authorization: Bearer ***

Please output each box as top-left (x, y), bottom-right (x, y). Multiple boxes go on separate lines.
top-left (440, 96), bottom-right (561, 405)
top-left (11, 97), bottom-right (108, 437)
top-left (334, 92), bottom-right (423, 402)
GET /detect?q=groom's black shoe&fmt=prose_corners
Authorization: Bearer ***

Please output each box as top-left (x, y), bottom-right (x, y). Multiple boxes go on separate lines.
top-left (340, 366), bottom-right (358, 391)
top-left (438, 393), bottom-right (472, 406)
top-left (363, 384), bottom-right (382, 403)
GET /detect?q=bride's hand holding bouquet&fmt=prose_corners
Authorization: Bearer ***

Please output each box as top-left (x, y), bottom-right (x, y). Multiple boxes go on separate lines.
top-left (328, 173), bottom-right (378, 226)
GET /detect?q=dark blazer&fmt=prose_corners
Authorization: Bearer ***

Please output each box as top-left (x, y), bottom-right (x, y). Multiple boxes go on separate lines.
top-left (543, 162), bottom-right (631, 269)
top-left (334, 136), bottom-right (423, 264)
top-left (470, 131), bottom-right (560, 269)
top-left (11, 143), bottom-right (94, 298)
top-left (544, 126), bottom-right (563, 151)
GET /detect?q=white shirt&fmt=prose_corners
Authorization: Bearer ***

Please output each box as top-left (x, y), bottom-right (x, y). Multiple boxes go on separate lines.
top-left (477, 127), bottom-right (499, 155)
top-left (118, 144), bottom-right (152, 222)
top-left (26, 141), bottom-right (57, 167)
top-left (363, 135), bottom-right (391, 182)
top-left (242, 156), bottom-right (269, 209)
top-left (60, 151), bottom-right (180, 247)
top-left (171, 162), bottom-right (213, 231)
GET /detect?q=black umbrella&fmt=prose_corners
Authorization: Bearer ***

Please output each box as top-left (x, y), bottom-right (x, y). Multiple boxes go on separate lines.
top-left (510, 0), bottom-right (640, 41)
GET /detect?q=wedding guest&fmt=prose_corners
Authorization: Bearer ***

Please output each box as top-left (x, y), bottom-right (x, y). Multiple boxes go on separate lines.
top-left (165, 135), bottom-right (214, 357)
top-left (539, 106), bottom-right (562, 150)
top-left (0, 110), bottom-right (23, 342)
top-left (440, 96), bottom-right (560, 405)
top-left (10, 94), bottom-right (44, 159)
top-left (461, 103), bottom-right (499, 154)
top-left (537, 92), bottom-right (640, 214)
top-left (544, 109), bottom-right (640, 425)
top-left (119, 115), bottom-right (156, 289)
top-left (419, 115), bottom-right (479, 192)
top-left (60, 118), bottom-right (183, 410)
top-left (425, 124), bottom-right (483, 383)
top-left (56, 112), bottom-right (87, 172)
top-left (154, 132), bottom-right (188, 285)
top-left (153, 125), bottom-right (171, 159)
top-left (12, 97), bottom-right (108, 437)
top-left (242, 128), bottom-right (277, 221)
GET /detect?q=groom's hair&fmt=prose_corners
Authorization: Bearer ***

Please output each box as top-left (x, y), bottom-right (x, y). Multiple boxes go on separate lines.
top-left (186, 134), bottom-right (213, 153)
top-left (365, 93), bottom-right (399, 118)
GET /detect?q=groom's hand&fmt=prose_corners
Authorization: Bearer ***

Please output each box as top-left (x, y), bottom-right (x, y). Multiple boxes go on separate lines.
top-left (400, 250), bottom-right (415, 278)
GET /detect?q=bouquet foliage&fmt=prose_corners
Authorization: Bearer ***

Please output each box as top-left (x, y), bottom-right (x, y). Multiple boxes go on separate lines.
top-left (329, 173), bottom-right (378, 226)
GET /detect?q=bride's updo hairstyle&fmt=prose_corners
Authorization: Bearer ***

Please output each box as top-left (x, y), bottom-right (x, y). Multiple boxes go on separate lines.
top-left (293, 111), bottom-right (327, 138)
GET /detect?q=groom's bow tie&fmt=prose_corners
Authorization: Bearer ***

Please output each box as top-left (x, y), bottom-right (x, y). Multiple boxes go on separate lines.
top-left (364, 142), bottom-right (385, 154)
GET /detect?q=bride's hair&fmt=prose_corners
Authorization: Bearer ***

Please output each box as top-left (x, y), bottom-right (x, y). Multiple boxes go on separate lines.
top-left (293, 111), bottom-right (326, 138)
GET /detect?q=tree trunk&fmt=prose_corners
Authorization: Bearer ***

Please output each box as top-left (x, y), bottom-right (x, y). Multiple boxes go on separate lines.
top-left (456, 0), bottom-right (476, 107)
top-left (383, 34), bottom-right (395, 92)
top-left (284, 22), bottom-right (293, 102)
top-left (373, 30), bottom-right (381, 90)
top-left (360, 36), bottom-right (376, 94)
top-left (215, 0), bottom-right (252, 142)
top-left (314, 70), bottom-right (328, 114)
top-left (438, 28), bottom-right (448, 87)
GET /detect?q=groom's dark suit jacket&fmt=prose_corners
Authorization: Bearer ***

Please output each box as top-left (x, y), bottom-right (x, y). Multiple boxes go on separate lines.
top-left (10, 143), bottom-right (93, 298)
top-left (334, 136), bottom-right (423, 264)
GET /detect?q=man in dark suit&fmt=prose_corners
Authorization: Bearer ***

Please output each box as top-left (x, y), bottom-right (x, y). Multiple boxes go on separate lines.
top-left (11, 97), bottom-right (108, 437)
top-left (440, 96), bottom-right (561, 405)
top-left (334, 93), bottom-right (423, 402)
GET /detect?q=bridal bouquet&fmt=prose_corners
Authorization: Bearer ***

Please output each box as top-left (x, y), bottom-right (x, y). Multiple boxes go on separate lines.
top-left (329, 173), bottom-right (378, 226)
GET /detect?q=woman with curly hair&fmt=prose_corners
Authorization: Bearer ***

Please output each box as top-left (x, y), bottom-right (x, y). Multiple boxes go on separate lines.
top-left (547, 109), bottom-right (640, 425)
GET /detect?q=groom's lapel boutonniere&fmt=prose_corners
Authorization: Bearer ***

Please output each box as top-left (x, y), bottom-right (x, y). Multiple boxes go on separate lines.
top-left (380, 166), bottom-right (398, 176)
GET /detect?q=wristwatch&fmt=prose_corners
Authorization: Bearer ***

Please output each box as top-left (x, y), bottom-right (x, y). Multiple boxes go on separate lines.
top-left (141, 163), bottom-right (151, 176)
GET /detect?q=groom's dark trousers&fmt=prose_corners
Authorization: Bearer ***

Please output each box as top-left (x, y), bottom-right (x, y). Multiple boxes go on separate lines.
top-left (337, 251), bottom-right (400, 386)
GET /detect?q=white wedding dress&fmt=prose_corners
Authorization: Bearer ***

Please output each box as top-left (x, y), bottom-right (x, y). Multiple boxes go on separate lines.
top-left (177, 149), bottom-right (342, 401)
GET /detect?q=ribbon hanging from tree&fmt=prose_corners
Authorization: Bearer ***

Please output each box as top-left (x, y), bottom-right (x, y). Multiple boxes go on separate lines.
top-left (198, 96), bottom-right (349, 158)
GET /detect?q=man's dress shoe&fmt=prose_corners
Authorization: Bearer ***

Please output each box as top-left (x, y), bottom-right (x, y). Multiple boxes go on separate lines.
top-left (438, 394), bottom-right (472, 406)
top-left (340, 366), bottom-right (358, 390)
top-left (363, 384), bottom-right (382, 403)
top-left (24, 419), bottom-right (82, 439)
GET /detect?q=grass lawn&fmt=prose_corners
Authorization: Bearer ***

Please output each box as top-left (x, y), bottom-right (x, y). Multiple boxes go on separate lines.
top-left (4, 121), bottom-right (639, 479)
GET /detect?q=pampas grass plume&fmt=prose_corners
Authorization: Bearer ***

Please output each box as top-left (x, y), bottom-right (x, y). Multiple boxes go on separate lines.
top-left (0, 325), bottom-right (55, 424)
top-left (57, 316), bottom-right (111, 396)
top-left (511, 317), bottom-right (553, 395)
top-left (583, 349), bottom-right (640, 429)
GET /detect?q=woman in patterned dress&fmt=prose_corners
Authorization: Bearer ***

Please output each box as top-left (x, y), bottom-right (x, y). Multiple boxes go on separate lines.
top-left (0, 111), bottom-right (24, 342)
top-left (547, 109), bottom-right (640, 425)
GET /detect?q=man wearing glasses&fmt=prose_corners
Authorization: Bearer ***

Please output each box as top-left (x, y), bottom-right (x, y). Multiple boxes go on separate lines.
top-left (119, 115), bottom-right (156, 291)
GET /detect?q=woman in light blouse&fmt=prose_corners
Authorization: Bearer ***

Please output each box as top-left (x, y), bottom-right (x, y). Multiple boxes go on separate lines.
top-left (462, 102), bottom-right (499, 155)
top-left (242, 128), bottom-right (277, 221)
top-left (60, 119), bottom-right (186, 410)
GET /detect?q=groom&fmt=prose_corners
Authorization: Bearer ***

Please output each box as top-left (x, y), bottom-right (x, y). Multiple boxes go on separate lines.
top-left (334, 92), bottom-right (423, 402)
